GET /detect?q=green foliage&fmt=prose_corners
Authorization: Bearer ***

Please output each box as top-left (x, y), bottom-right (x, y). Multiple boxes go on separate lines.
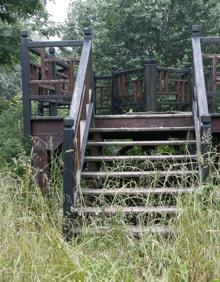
top-left (0, 95), bottom-right (30, 174)
top-left (0, 0), bottom-right (47, 24)
top-left (0, 65), bottom-right (21, 100)
top-left (0, 170), bottom-right (220, 280)
top-left (65, 0), bottom-right (220, 72)
top-left (0, 0), bottom-right (49, 65)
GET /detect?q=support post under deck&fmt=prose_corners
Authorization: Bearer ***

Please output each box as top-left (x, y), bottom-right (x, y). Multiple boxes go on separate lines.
top-left (63, 118), bottom-right (75, 216)
top-left (21, 31), bottom-right (31, 136)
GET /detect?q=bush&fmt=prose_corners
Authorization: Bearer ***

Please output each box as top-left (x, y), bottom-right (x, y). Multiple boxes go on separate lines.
top-left (0, 95), bottom-right (30, 173)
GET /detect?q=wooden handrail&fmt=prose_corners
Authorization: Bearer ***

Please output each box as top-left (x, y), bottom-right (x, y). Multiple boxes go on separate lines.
top-left (69, 39), bottom-right (92, 129)
top-left (63, 28), bottom-right (94, 216)
top-left (192, 25), bottom-right (211, 180)
top-left (192, 25), bottom-right (210, 122)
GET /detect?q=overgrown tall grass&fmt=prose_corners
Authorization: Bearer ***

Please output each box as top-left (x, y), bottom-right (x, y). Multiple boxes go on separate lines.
top-left (0, 157), bottom-right (220, 281)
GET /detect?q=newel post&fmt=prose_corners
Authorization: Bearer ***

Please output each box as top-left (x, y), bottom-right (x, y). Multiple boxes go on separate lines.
top-left (20, 30), bottom-right (31, 137)
top-left (63, 118), bottom-right (75, 217)
top-left (143, 58), bottom-right (157, 112)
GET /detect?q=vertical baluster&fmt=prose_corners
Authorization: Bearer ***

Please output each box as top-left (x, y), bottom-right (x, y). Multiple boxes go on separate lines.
top-left (49, 47), bottom-right (58, 116)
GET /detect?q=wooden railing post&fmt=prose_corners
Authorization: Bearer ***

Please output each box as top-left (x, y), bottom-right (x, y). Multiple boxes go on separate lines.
top-left (63, 118), bottom-right (75, 217)
top-left (143, 58), bottom-right (157, 112)
top-left (93, 71), bottom-right (97, 115)
top-left (49, 47), bottom-right (58, 116)
top-left (112, 66), bottom-right (121, 114)
top-left (20, 30), bottom-right (31, 137)
top-left (207, 66), bottom-right (214, 112)
top-left (183, 63), bottom-right (192, 110)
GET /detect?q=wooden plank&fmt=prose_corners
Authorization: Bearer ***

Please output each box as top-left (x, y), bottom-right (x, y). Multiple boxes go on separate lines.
top-left (87, 140), bottom-right (196, 146)
top-left (81, 187), bottom-right (195, 195)
top-left (69, 39), bottom-right (92, 127)
top-left (89, 126), bottom-right (195, 133)
top-left (30, 94), bottom-right (72, 100)
top-left (158, 67), bottom-right (188, 73)
top-left (192, 35), bottom-right (210, 118)
top-left (44, 57), bottom-right (80, 62)
top-left (116, 67), bottom-right (143, 76)
top-left (75, 206), bottom-right (179, 214)
top-left (28, 40), bottom-right (84, 48)
top-left (95, 112), bottom-right (193, 119)
top-left (30, 79), bottom-right (69, 84)
top-left (20, 31), bottom-right (31, 136)
top-left (200, 37), bottom-right (220, 44)
top-left (84, 155), bottom-right (197, 162)
top-left (81, 170), bottom-right (198, 178)
top-left (73, 225), bottom-right (174, 235)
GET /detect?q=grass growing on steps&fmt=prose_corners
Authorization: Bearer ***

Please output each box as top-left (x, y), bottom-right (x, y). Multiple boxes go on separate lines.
top-left (0, 167), bottom-right (220, 281)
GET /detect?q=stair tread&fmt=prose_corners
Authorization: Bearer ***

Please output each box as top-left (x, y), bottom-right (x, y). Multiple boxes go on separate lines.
top-left (75, 206), bottom-right (179, 214)
top-left (73, 225), bottom-right (174, 234)
top-left (87, 140), bottom-right (196, 146)
top-left (82, 170), bottom-right (198, 177)
top-left (81, 187), bottom-right (195, 195)
top-left (84, 155), bottom-right (198, 161)
top-left (90, 126), bottom-right (195, 132)
top-left (95, 112), bottom-right (193, 119)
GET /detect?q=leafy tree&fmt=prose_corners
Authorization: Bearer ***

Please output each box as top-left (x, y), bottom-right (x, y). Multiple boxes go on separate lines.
top-left (0, 0), bottom-right (47, 24)
top-left (64, 0), bottom-right (220, 72)
top-left (0, 0), bottom-right (49, 65)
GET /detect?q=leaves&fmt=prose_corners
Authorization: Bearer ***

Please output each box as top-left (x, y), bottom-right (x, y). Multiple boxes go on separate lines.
top-left (64, 0), bottom-right (220, 72)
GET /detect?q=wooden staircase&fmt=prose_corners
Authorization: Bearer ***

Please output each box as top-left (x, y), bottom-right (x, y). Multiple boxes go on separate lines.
top-left (20, 25), bottom-right (218, 237)
top-left (70, 112), bottom-right (199, 234)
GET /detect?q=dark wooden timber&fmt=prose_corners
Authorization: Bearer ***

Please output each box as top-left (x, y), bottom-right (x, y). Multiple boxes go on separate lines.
top-left (200, 37), bottom-right (220, 44)
top-left (63, 28), bottom-right (94, 217)
top-left (49, 47), bottom-right (58, 116)
top-left (21, 31), bottom-right (31, 136)
top-left (94, 113), bottom-right (193, 128)
top-left (192, 24), bottom-right (211, 179)
top-left (111, 66), bottom-right (120, 114)
top-left (63, 119), bottom-right (75, 216)
top-left (28, 40), bottom-right (83, 48)
top-left (143, 58), bottom-right (157, 111)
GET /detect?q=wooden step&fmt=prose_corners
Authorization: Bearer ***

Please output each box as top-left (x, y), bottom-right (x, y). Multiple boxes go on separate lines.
top-left (81, 187), bottom-right (195, 196)
top-left (84, 155), bottom-right (198, 162)
top-left (73, 225), bottom-right (174, 235)
top-left (89, 126), bottom-right (195, 133)
top-left (75, 206), bottom-right (179, 215)
top-left (94, 113), bottom-right (193, 128)
top-left (95, 112), bottom-right (193, 119)
top-left (87, 140), bottom-right (196, 147)
top-left (81, 170), bottom-right (198, 178)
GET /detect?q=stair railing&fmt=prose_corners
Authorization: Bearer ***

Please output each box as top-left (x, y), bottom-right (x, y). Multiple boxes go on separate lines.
top-left (192, 25), bottom-right (211, 179)
top-left (63, 28), bottom-right (94, 217)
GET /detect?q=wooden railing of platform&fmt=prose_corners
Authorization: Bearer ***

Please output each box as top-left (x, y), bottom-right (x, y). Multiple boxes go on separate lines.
top-left (94, 61), bottom-right (192, 114)
top-left (20, 31), bottom-right (82, 136)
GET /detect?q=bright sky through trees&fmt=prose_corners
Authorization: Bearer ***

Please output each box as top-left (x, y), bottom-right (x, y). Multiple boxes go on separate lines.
top-left (46, 0), bottom-right (70, 24)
